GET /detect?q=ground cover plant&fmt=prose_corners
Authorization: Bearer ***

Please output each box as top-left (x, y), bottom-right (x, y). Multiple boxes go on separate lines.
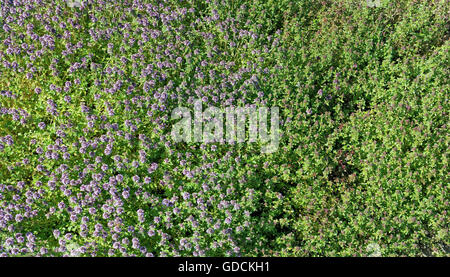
top-left (0, 0), bottom-right (448, 257)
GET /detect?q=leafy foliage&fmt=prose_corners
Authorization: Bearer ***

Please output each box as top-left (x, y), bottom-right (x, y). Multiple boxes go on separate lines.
top-left (0, 0), bottom-right (448, 257)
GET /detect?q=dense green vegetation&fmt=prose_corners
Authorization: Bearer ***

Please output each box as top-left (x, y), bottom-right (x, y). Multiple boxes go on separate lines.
top-left (0, 0), bottom-right (448, 256)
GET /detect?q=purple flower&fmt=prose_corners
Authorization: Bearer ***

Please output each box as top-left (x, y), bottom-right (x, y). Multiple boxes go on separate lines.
top-left (15, 214), bottom-right (23, 222)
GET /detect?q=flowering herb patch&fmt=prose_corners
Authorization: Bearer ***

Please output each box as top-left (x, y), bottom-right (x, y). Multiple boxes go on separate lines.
top-left (0, 0), bottom-right (448, 257)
